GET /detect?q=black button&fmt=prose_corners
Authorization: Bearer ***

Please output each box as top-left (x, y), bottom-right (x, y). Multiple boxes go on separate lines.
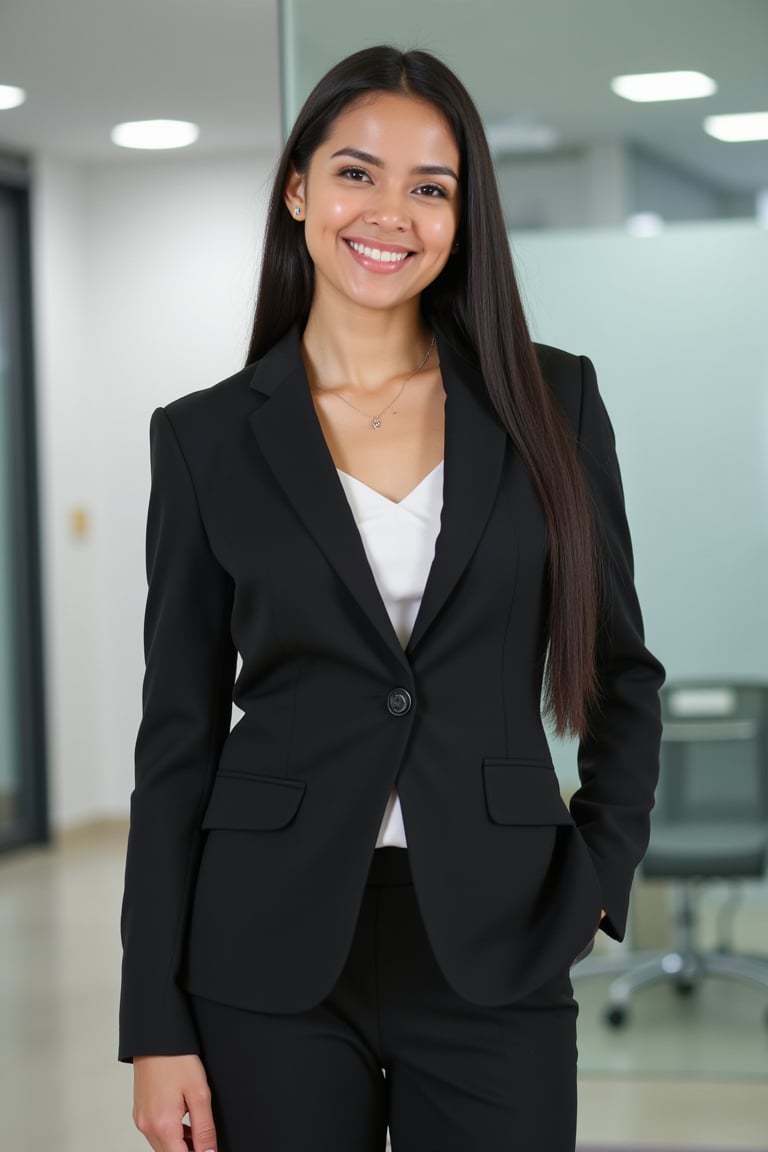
top-left (387, 688), bottom-right (412, 716)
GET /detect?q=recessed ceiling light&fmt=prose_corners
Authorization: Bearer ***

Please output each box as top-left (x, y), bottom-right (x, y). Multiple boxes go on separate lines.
top-left (110, 119), bottom-right (200, 150)
top-left (0, 85), bottom-right (27, 110)
top-left (704, 112), bottom-right (768, 142)
top-left (611, 71), bottom-right (717, 103)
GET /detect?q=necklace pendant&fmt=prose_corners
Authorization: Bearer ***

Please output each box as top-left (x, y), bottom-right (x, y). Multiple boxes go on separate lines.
top-left (371, 417), bottom-right (381, 429)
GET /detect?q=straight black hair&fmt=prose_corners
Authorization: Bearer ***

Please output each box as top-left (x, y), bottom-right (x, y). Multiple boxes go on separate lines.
top-left (246, 45), bottom-right (599, 738)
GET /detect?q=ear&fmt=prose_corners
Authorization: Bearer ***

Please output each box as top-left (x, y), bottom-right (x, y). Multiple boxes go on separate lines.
top-left (284, 165), bottom-right (306, 220)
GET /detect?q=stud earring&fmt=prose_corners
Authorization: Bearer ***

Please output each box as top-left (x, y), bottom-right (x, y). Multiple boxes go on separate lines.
top-left (294, 207), bottom-right (302, 217)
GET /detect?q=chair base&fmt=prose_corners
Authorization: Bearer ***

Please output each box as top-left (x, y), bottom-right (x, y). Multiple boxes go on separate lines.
top-left (574, 947), bottom-right (768, 1028)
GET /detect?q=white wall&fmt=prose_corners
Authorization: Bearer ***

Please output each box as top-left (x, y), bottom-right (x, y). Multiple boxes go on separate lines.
top-left (32, 151), bottom-right (275, 828)
top-left (33, 159), bottom-right (100, 828)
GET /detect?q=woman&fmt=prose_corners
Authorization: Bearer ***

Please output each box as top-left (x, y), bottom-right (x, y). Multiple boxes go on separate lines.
top-left (120, 45), bottom-right (664, 1152)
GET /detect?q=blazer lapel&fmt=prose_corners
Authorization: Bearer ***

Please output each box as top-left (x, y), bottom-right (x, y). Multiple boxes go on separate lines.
top-left (405, 333), bottom-right (508, 655)
top-left (248, 326), bottom-right (408, 665)
top-left (247, 324), bottom-right (509, 664)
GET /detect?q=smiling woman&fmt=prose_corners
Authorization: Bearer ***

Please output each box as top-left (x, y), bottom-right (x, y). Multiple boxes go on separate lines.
top-left (283, 94), bottom-right (460, 311)
top-left (288, 93), bottom-right (460, 319)
top-left (120, 44), bottom-right (663, 1152)
top-left (279, 90), bottom-right (460, 497)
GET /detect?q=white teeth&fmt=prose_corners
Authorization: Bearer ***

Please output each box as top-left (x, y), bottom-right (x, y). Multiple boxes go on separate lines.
top-left (347, 240), bottom-right (409, 263)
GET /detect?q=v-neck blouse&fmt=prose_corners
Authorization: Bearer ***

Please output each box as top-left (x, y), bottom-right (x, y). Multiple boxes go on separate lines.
top-left (335, 460), bottom-right (444, 848)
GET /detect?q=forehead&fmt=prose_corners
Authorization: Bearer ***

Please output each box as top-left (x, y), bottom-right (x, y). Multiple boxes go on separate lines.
top-left (322, 91), bottom-right (459, 161)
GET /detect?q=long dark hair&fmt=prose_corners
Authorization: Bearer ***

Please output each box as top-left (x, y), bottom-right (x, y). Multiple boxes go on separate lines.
top-left (246, 46), bottom-right (599, 739)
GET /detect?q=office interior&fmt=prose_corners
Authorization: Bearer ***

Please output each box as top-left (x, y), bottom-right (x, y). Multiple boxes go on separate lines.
top-left (1, 0), bottom-right (767, 1148)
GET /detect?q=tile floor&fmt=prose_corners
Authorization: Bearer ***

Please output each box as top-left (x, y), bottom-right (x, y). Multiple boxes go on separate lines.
top-left (1, 825), bottom-right (767, 1151)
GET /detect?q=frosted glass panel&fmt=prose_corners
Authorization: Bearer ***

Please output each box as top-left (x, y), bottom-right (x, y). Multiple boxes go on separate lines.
top-left (510, 221), bottom-right (768, 782)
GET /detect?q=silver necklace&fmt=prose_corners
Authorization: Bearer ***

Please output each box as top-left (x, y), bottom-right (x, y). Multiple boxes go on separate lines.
top-left (320, 335), bottom-right (435, 430)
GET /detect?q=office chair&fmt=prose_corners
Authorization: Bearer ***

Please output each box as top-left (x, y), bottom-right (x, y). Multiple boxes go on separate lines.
top-left (579, 682), bottom-right (768, 1027)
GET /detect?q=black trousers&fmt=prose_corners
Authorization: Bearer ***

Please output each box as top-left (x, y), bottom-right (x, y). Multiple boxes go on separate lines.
top-left (190, 847), bottom-right (579, 1152)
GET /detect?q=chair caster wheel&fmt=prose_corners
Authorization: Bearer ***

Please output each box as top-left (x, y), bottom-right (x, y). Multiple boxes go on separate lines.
top-left (675, 979), bottom-right (695, 996)
top-left (605, 1004), bottom-right (628, 1028)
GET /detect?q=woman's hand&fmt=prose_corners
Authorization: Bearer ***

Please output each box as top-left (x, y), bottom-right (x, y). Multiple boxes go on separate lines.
top-left (133, 1054), bottom-right (217, 1152)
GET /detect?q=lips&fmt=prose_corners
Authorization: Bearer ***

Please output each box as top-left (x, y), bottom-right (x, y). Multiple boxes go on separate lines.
top-left (344, 238), bottom-right (414, 265)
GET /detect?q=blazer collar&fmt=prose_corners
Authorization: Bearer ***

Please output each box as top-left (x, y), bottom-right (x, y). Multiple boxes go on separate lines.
top-left (248, 323), bottom-right (508, 665)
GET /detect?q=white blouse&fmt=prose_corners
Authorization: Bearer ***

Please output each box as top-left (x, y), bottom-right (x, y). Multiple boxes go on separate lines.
top-left (335, 460), bottom-right (444, 848)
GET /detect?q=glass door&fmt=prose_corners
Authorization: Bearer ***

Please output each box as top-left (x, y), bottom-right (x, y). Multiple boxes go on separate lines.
top-left (0, 190), bottom-right (16, 835)
top-left (0, 171), bottom-right (48, 850)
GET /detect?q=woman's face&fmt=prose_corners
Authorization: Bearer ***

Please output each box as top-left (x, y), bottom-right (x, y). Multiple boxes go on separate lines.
top-left (286, 91), bottom-right (461, 316)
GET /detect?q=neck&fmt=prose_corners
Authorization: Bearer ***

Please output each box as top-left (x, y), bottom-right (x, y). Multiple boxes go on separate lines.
top-left (301, 296), bottom-right (432, 394)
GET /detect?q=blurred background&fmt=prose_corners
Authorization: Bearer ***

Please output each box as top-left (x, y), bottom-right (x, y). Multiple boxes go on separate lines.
top-left (1, 1), bottom-right (767, 1148)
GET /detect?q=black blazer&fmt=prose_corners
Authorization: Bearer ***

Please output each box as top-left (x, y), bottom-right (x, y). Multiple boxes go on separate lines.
top-left (118, 324), bottom-right (664, 1061)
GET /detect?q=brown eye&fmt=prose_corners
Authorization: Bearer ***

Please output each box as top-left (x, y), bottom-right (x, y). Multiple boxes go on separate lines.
top-left (339, 166), bottom-right (371, 182)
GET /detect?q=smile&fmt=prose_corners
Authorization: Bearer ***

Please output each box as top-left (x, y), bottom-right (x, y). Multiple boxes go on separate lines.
top-left (345, 239), bottom-right (412, 264)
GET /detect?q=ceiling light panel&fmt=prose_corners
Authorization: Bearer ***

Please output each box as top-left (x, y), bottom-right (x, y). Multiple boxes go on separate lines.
top-left (111, 119), bottom-right (200, 150)
top-left (704, 112), bottom-right (768, 142)
top-left (0, 85), bottom-right (27, 110)
top-left (611, 71), bottom-right (717, 103)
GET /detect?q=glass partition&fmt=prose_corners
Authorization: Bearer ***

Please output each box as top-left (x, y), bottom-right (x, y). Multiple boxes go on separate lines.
top-left (279, 0), bottom-right (768, 229)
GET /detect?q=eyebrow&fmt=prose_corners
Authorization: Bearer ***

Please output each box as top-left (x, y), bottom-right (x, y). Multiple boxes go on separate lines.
top-left (330, 147), bottom-right (459, 182)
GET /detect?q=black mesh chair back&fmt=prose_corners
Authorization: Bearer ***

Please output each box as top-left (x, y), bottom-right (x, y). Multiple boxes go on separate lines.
top-left (646, 683), bottom-right (768, 880)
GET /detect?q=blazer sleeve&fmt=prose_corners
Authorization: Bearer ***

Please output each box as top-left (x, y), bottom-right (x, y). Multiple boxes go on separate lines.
top-left (568, 354), bottom-right (665, 941)
top-left (118, 406), bottom-right (236, 1062)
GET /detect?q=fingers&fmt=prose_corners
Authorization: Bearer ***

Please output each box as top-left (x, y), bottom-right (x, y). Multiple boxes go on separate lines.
top-left (133, 1054), bottom-right (215, 1152)
top-left (187, 1082), bottom-right (217, 1152)
top-left (133, 1106), bottom-right (189, 1152)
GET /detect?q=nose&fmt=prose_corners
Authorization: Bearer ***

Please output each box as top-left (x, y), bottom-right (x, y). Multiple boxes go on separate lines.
top-left (362, 183), bottom-right (411, 230)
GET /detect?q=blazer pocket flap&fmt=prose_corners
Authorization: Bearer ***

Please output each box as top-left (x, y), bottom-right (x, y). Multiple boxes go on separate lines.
top-left (482, 760), bottom-right (573, 826)
top-left (202, 772), bottom-right (306, 831)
